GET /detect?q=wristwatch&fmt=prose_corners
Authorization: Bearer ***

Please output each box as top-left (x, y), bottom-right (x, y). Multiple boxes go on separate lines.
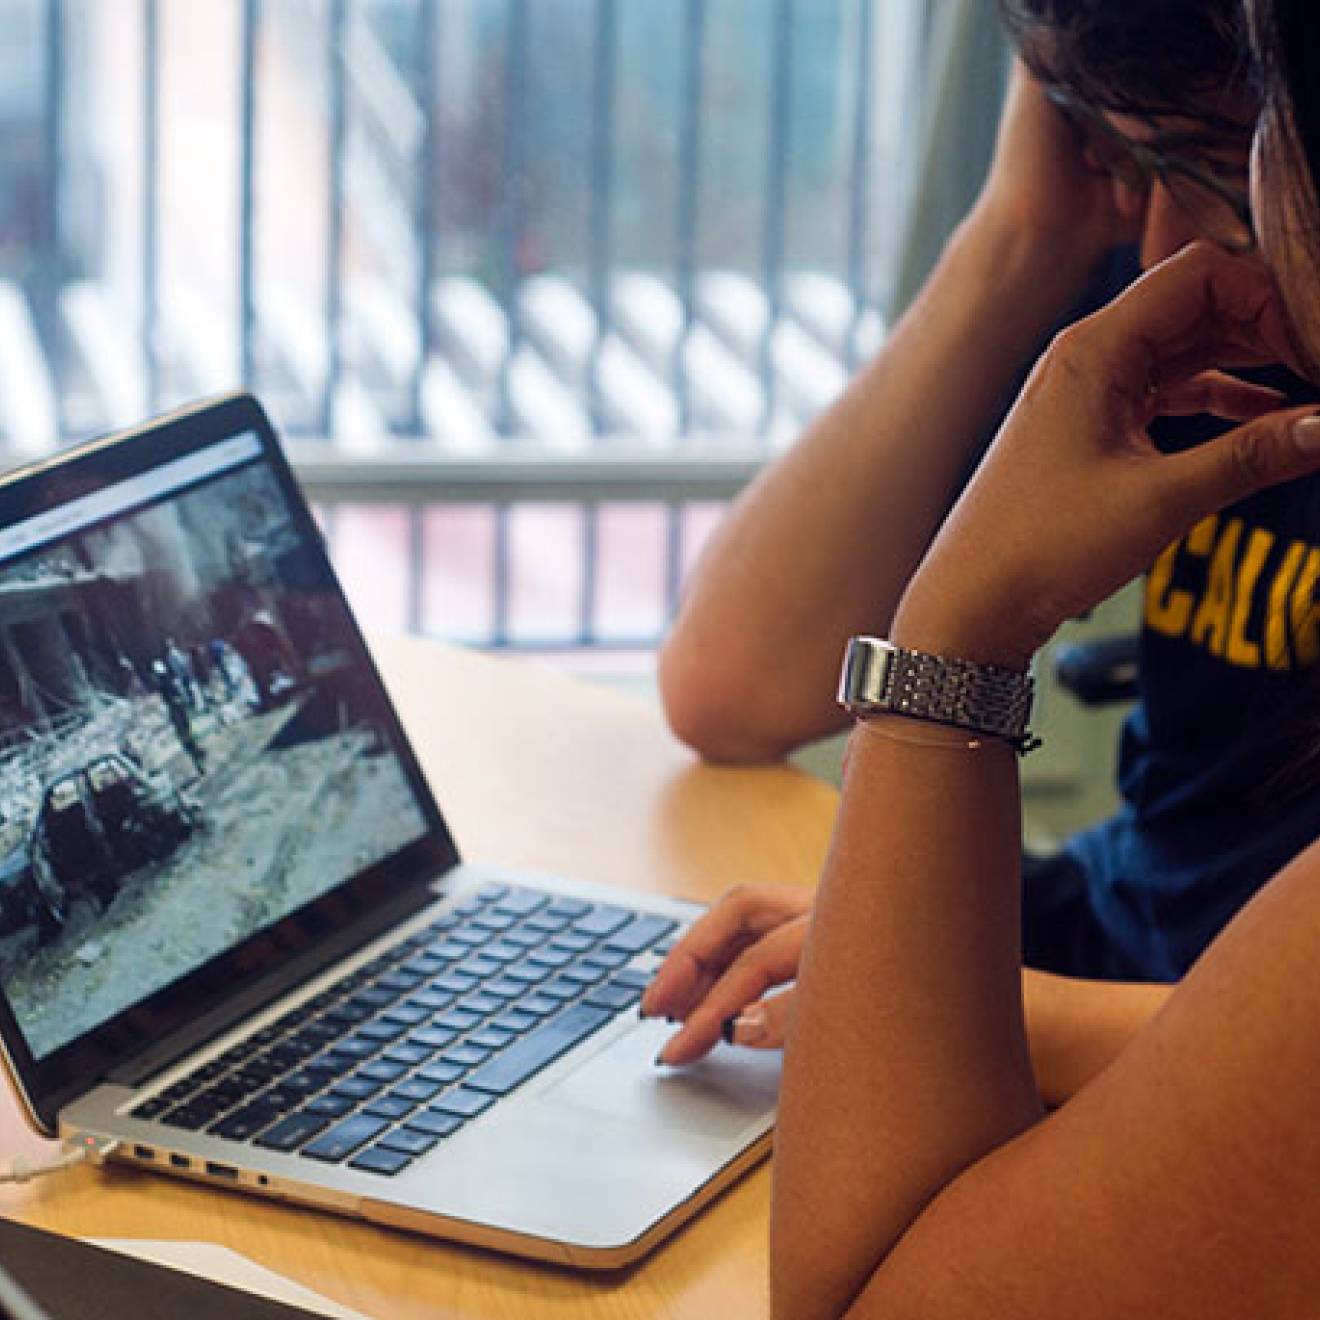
top-left (837, 636), bottom-right (1037, 752)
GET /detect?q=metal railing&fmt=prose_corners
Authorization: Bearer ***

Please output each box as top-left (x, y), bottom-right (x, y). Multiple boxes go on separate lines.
top-left (0, 0), bottom-right (933, 652)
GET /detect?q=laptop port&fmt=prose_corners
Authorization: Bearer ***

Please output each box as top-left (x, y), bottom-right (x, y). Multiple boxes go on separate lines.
top-left (205, 1161), bottom-right (239, 1181)
top-left (169, 1153), bottom-right (190, 1169)
top-left (132, 1145), bottom-right (155, 1161)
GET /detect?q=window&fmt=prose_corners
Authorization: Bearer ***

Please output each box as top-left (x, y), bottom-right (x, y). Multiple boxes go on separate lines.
top-left (0, 0), bottom-right (943, 655)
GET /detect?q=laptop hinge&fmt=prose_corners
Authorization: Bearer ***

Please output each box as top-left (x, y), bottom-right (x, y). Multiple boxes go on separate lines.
top-left (109, 880), bottom-right (438, 1088)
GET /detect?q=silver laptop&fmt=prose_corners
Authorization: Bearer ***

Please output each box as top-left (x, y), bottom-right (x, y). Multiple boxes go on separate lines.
top-left (0, 393), bottom-right (778, 1268)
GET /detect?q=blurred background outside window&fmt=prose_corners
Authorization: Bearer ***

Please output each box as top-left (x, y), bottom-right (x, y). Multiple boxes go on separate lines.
top-left (0, 0), bottom-right (1005, 676)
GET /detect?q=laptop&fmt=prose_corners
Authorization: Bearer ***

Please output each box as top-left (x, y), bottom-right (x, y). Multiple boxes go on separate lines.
top-left (0, 392), bottom-right (778, 1268)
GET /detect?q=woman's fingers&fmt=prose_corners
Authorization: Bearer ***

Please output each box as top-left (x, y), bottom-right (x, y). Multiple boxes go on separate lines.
top-left (725, 987), bottom-right (795, 1050)
top-left (1154, 371), bottom-right (1286, 421)
top-left (654, 918), bottom-right (809, 1066)
top-left (1160, 404), bottom-right (1320, 526)
top-left (895, 244), bottom-right (1320, 671)
top-left (1086, 244), bottom-right (1304, 417)
top-left (640, 883), bottom-right (812, 1021)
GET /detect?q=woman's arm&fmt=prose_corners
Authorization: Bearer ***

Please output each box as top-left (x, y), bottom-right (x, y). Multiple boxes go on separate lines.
top-left (658, 70), bottom-right (1139, 764)
top-left (770, 244), bottom-right (1320, 1318)
top-left (1023, 969), bottom-right (1170, 1107)
top-left (644, 886), bottom-right (1172, 1110)
top-left (856, 843), bottom-right (1320, 1318)
top-left (771, 719), bottom-right (1039, 1319)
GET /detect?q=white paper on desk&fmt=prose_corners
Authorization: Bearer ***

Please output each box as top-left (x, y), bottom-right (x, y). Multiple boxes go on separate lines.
top-left (84, 1239), bottom-right (371, 1320)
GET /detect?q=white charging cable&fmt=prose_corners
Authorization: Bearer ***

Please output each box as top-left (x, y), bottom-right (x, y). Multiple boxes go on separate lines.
top-left (0, 1135), bottom-right (119, 1185)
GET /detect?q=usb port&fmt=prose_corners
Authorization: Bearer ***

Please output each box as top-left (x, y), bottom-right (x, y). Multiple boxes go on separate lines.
top-left (205, 1161), bottom-right (238, 1181)
top-left (132, 1145), bottom-right (155, 1161)
top-left (169, 1153), bottom-right (190, 1169)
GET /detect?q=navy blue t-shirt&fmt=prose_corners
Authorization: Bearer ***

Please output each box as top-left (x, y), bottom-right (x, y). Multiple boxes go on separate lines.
top-left (1057, 253), bottom-right (1320, 980)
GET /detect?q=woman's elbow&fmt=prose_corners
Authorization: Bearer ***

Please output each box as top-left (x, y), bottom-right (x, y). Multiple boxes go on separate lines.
top-left (657, 633), bottom-right (788, 764)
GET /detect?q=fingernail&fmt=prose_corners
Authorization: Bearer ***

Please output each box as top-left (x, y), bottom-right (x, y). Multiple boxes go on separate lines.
top-left (729, 1004), bottom-right (769, 1047)
top-left (1294, 414), bottom-right (1320, 452)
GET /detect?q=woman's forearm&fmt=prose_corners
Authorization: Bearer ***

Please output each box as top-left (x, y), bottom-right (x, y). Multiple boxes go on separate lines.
top-left (770, 720), bottom-right (1044, 1320)
top-left (658, 211), bottom-right (1091, 765)
top-left (1024, 970), bottom-right (1173, 1108)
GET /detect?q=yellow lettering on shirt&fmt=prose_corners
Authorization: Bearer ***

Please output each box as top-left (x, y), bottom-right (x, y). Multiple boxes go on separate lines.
top-left (1190, 519), bottom-right (1243, 656)
top-left (1142, 516), bottom-right (1320, 673)
top-left (1145, 516), bottom-right (1217, 639)
top-left (1291, 548), bottom-right (1320, 667)
top-left (1187, 516), bottom-right (1218, 558)
top-left (1145, 543), bottom-right (1190, 638)
top-left (1226, 528), bottom-right (1274, 668)
top-left (1266, 541), bottom-right (1307, 670)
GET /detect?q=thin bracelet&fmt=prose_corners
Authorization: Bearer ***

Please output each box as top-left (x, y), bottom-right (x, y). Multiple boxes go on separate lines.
top-left (853, 716), bottom-right (989, 752)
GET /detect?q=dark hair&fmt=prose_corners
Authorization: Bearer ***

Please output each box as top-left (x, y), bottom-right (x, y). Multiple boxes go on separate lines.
top-left (1254, 0), bottom-right (1320, 199)
top-left (1251, 0), bottom-right (1320, 802)
top-left (998, 0), bottom-right (1257, 127)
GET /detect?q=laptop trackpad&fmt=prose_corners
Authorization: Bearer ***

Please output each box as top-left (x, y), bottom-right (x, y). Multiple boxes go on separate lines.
top-left (545, 1019), bottom-right (779, 1140)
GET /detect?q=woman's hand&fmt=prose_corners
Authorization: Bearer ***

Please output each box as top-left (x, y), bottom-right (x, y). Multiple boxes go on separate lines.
top-left (893, 242), bottom-right (1320, 669)
top-left (640, 884), bottom-right (812, 1066)
top-left (969, 63), bottom-right (1145, 291)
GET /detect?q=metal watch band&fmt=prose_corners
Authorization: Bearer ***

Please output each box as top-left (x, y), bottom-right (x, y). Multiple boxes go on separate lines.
top-left (837, 636), bottom-right (1038, 752)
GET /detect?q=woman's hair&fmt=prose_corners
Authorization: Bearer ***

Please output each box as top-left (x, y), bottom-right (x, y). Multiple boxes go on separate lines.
top-left (997, 0), bottom-right (1256, 126)
top-left (1254, 0), bottom-right (1320, 202)
top-left (1251, 0), bottom-right (1320, 384)
top-left (1253, 0), bottom-right (1320, 802)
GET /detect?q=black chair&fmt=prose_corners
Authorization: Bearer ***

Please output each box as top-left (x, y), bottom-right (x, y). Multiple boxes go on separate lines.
top-left (1051, 634), bottom-right (1140, 708)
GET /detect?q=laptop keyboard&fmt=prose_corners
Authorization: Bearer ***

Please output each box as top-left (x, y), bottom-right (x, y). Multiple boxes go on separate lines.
top-left (128, 883), bottom-right (678, 1177)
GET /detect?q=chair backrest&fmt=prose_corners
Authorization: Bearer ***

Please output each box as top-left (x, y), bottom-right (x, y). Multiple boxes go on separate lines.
top-left (1052, 634), bottom-right (1141, 708)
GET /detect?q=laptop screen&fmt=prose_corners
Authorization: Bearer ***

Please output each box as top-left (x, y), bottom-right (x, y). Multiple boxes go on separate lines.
top-left (0, 396), bottom-right (455, 1121)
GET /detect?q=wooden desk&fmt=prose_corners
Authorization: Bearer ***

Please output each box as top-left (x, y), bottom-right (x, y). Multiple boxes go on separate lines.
top-left (0, 637), bottom-right (838, 1319)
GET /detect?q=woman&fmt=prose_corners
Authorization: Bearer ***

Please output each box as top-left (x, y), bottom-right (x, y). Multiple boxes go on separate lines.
top-left (646, 0), bottom-right (1306, 1111)
top-left (679, 1), bottom-right (1320, 1314)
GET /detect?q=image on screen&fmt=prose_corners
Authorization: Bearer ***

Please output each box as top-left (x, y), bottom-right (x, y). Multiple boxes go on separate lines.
top-left (0, 447), bottom-right (429, 1060)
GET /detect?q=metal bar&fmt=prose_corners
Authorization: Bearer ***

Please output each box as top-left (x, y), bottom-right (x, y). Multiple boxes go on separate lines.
top-left (673, 0), bottom-right (704, 434)
top-left (42, 0), bottom-right (65, 438)
top-left (846, 0), bottom-right (874, 372)
top-left (412, 0), bottom-right (439, 435)
top-left (663, 502), bottom-right (684, 622)
top-left (878, 0), bottom-right (928, 318)
top-left (287, 443), bottom-right (764, 505)
top-left (318, 502), bottom-right (339, 551)
top-left (579, 503), bottom-right (599, 644)
top-left (323, 0), bottom-right (348, 436)
top-left (142, 0), bottom-right (161, 412)
top-left (407, 505), bottom-right (426, 633)
top-left (497, 0), bottom-right (530, 435)
top-left (240, 0), bottom-right (260, 390)
top-left (586, 0), bottom-right (617, 436)
top-left (474, 634), bottom-right (673, 654)
top-left (758, 0), bottom-right (793, 435)
top-left (493, 504), bottom-right (511, 645)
